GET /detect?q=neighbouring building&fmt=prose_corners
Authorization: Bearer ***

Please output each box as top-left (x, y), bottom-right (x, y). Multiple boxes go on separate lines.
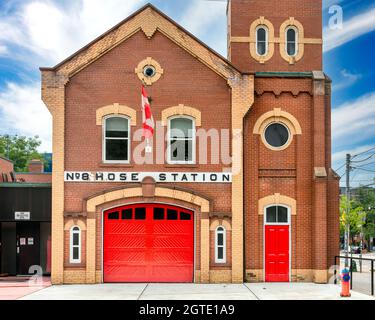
top-left (40, 1), bottom-right (339, 284)
top-left (0, 157), bottom-right (51, 276)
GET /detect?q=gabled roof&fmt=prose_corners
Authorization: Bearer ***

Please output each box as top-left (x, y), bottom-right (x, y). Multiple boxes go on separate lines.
top-left (40, 3), bottom-right (242, 80)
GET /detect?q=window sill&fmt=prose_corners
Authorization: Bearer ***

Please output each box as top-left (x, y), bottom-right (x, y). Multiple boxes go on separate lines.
top-left (99, 162), bottom-right (134, 168)
top-left (164, 164), bottom-right (198, 168)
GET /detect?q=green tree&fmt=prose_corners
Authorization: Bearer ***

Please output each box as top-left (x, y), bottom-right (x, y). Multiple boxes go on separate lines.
top-left (0, 135), bottom-right (44, 172)
top-left (356, 187), bottom-right (375, 247)
top-left (340, 195), bottom-right (366, 242)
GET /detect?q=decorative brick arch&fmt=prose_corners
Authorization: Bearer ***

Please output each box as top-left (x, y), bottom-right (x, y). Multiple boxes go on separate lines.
top-left (96, 103), bottom-right (137, 126)
top-left (253, 108), bottom-right (302, 151)
top-left (86, 186), bottom-right (210, 213)
top-left (161, 105), bottom-right (202, 127)
top-left (258, 193), bottom-right (297, 216)
top-left (64, 218), bottom-right (86, 231)
top-left (210, 219), bottom-right (232, 231)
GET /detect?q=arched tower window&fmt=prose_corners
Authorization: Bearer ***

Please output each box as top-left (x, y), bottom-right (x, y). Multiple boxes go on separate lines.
top-left (286, 27), bottom-right (298, 56)
top-left (256, 26), bottom-right (268, 56)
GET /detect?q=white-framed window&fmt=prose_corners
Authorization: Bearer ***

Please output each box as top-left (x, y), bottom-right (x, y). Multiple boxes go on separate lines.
top-left (70, 226), bottom-right (81, 264)
top-left (256, 25), bottom-right (268, 56)
top-left (264, 205), bottom-right (290, 225)
top-left (103, 115), bottom-right (130, 163)
top-left (215, 226), bottom-right (226, 263)
top-left (285, 26), bottom-right (298, 57)
top-left (167, 116), bottom-right (196, 164)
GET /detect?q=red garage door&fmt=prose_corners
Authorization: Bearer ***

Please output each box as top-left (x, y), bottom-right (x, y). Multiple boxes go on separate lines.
top-left (103, 204), bottom-right (194, 283)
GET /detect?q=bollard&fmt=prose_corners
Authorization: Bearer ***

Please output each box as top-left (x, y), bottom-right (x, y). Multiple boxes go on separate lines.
top-left (340, 268), bottom-right (351, 298)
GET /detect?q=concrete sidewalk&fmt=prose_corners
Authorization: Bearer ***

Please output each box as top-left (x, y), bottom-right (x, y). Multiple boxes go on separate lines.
top-left (0, 277), bottom-right (51, 300)
top-left (18, 282), bottom-right (374, 300)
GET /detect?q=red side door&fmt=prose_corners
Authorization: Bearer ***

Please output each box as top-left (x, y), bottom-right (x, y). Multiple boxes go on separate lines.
top-left (103, 204), bottom-right (194, 283)
top-left (265, 225), bottom-right (289, 282)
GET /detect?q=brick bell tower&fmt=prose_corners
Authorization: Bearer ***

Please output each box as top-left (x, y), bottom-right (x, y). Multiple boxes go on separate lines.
top-left (229, 0), bottom-right (340, 283)
top-left (227, 0), bottom-right (323, 72)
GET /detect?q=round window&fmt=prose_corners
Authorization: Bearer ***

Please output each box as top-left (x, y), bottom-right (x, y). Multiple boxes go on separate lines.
top-left (264, 123), bottom-right (290, 148)
top-left (143, 65), bottom-right (156, 78)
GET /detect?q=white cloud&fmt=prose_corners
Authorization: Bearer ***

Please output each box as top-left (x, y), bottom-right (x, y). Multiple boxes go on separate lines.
top-left (332, 69), bottom-right (362, 92)
top-left (0, 45), bottom-right (8, 56)
top-left (332, 92), bottom-right (375, 149)
top-left (179, 0), bottom-right (227, 55)
top-left (0, 82), bottom-right (52, 152)
top-left (324, 6), bottom-right (375, 52)
top-left (0, 0), bottom-right (146, 66)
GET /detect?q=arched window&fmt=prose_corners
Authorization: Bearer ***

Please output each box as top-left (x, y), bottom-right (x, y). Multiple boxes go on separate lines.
top-left (256, 25), bottom-right (268, 56)
top-left (285, 27), bottom-right (298, 57)
top-left (70, 226), bottom-right (81, 264)
top-left (168, 116), bottom-right (195, 164)
top-left (265, 205), bottom-right (290, 224)
top-left (215, 226), bottom-right (226, 263)
top-left (103, 116), bottom-right (130, 163)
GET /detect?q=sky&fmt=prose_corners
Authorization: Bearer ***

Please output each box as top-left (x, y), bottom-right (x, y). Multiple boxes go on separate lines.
top-left (0, 0), bottom-right (374, 186)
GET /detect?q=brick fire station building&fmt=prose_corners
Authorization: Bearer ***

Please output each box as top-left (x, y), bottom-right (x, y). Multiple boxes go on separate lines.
top-left (40, 1), bottom-right (339, 284)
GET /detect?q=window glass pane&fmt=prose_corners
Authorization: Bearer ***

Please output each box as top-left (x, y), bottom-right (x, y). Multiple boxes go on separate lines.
top-left (287, 28), bottom-right (296, 42)
top-left (287, 42), bottom-right (296, 56)
top-left (122, 209), bottom-right (132, 220)
top-left (170, 118), bottom-right (193, 138)
top-left (277, 206), bottom-right (288, 223)
top-left (106, 139), bottom-right (128, 161)
top-left (217, 247), bottom-right (224, 260)
top-left (257, 42), bottom-right (266, 55)
top-left (264, 123), bottom-right (289, 148)
top-left (257, 27), bottom-right (266, 41)
top-left (73, 247), bottom-right (79, 260)
top-left (180, 212), bottom-right (191, 220)
top-left (266, 206), bottom-right (277, 223)
top-left (217, 233), bottom-right (224, 246)
top-left (135, 208), bottom-right (146, 220)
top-left (153, 208), bottom-right (164, 220)
top-left (108, 211), bottom-right (119, 220)
top-left (287, 28), bottom-right (296, 56)
top-left (73, 233), bottom-right (79, 246)
top-left (72, 227), bottom-right (79, 232)
top-left (170, 139), bottom-right (192, 162)
top-left (106, 117), bottom-right (128, 138)
top-left (167, 209), bottom-right (178, 220)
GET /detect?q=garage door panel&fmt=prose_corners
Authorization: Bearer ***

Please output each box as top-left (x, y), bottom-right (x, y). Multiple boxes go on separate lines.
top-left (104, 204), bottom-right (194, 283)
top-left (105, 235), bottom-right (146, 248)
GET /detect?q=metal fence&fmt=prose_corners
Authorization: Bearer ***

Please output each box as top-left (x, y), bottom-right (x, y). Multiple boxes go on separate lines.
top-left (334, 255), bottom-right (375, 296)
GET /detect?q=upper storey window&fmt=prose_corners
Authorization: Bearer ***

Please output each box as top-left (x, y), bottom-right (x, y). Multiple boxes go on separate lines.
top-left (168, 117), bottom-right (195, 164)
top-left (256, 26), bottom-right (268, 56)
top-left (286, 27), bottom-right (298, 57)
top-left (104, 116), bottom-right (130, 163)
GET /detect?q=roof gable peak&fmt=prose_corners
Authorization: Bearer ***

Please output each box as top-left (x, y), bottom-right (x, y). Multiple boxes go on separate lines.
top-left (40, 3), bottom-right (240, 80)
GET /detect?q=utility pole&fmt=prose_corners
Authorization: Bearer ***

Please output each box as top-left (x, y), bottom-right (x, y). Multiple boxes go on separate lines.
top-left (345, 153), bottom-right (351, 268)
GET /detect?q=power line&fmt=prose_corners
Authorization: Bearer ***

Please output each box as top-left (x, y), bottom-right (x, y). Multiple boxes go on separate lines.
top-left (352, 147), bottom-right (375, 159)
top-left (353, 160), bottom-right (375, 168)
top-left (351, 152), bottom-right (375, 163)
top-left (352, 167), bottom-right (375, 173)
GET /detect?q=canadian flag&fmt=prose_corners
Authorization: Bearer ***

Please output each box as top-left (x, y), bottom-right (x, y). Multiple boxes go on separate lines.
top-left (141, 86), bottom-right (155, 140)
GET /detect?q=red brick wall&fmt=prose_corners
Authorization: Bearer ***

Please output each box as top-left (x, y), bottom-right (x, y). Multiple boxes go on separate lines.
top-left (245, 77), bottom-right (314, 272)
top-left (64, 30), bottom-right (232, 214)
top-left (16, 173), bottom-right (52, 183)
top-left (0, 157), bottom-right (14, 182)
